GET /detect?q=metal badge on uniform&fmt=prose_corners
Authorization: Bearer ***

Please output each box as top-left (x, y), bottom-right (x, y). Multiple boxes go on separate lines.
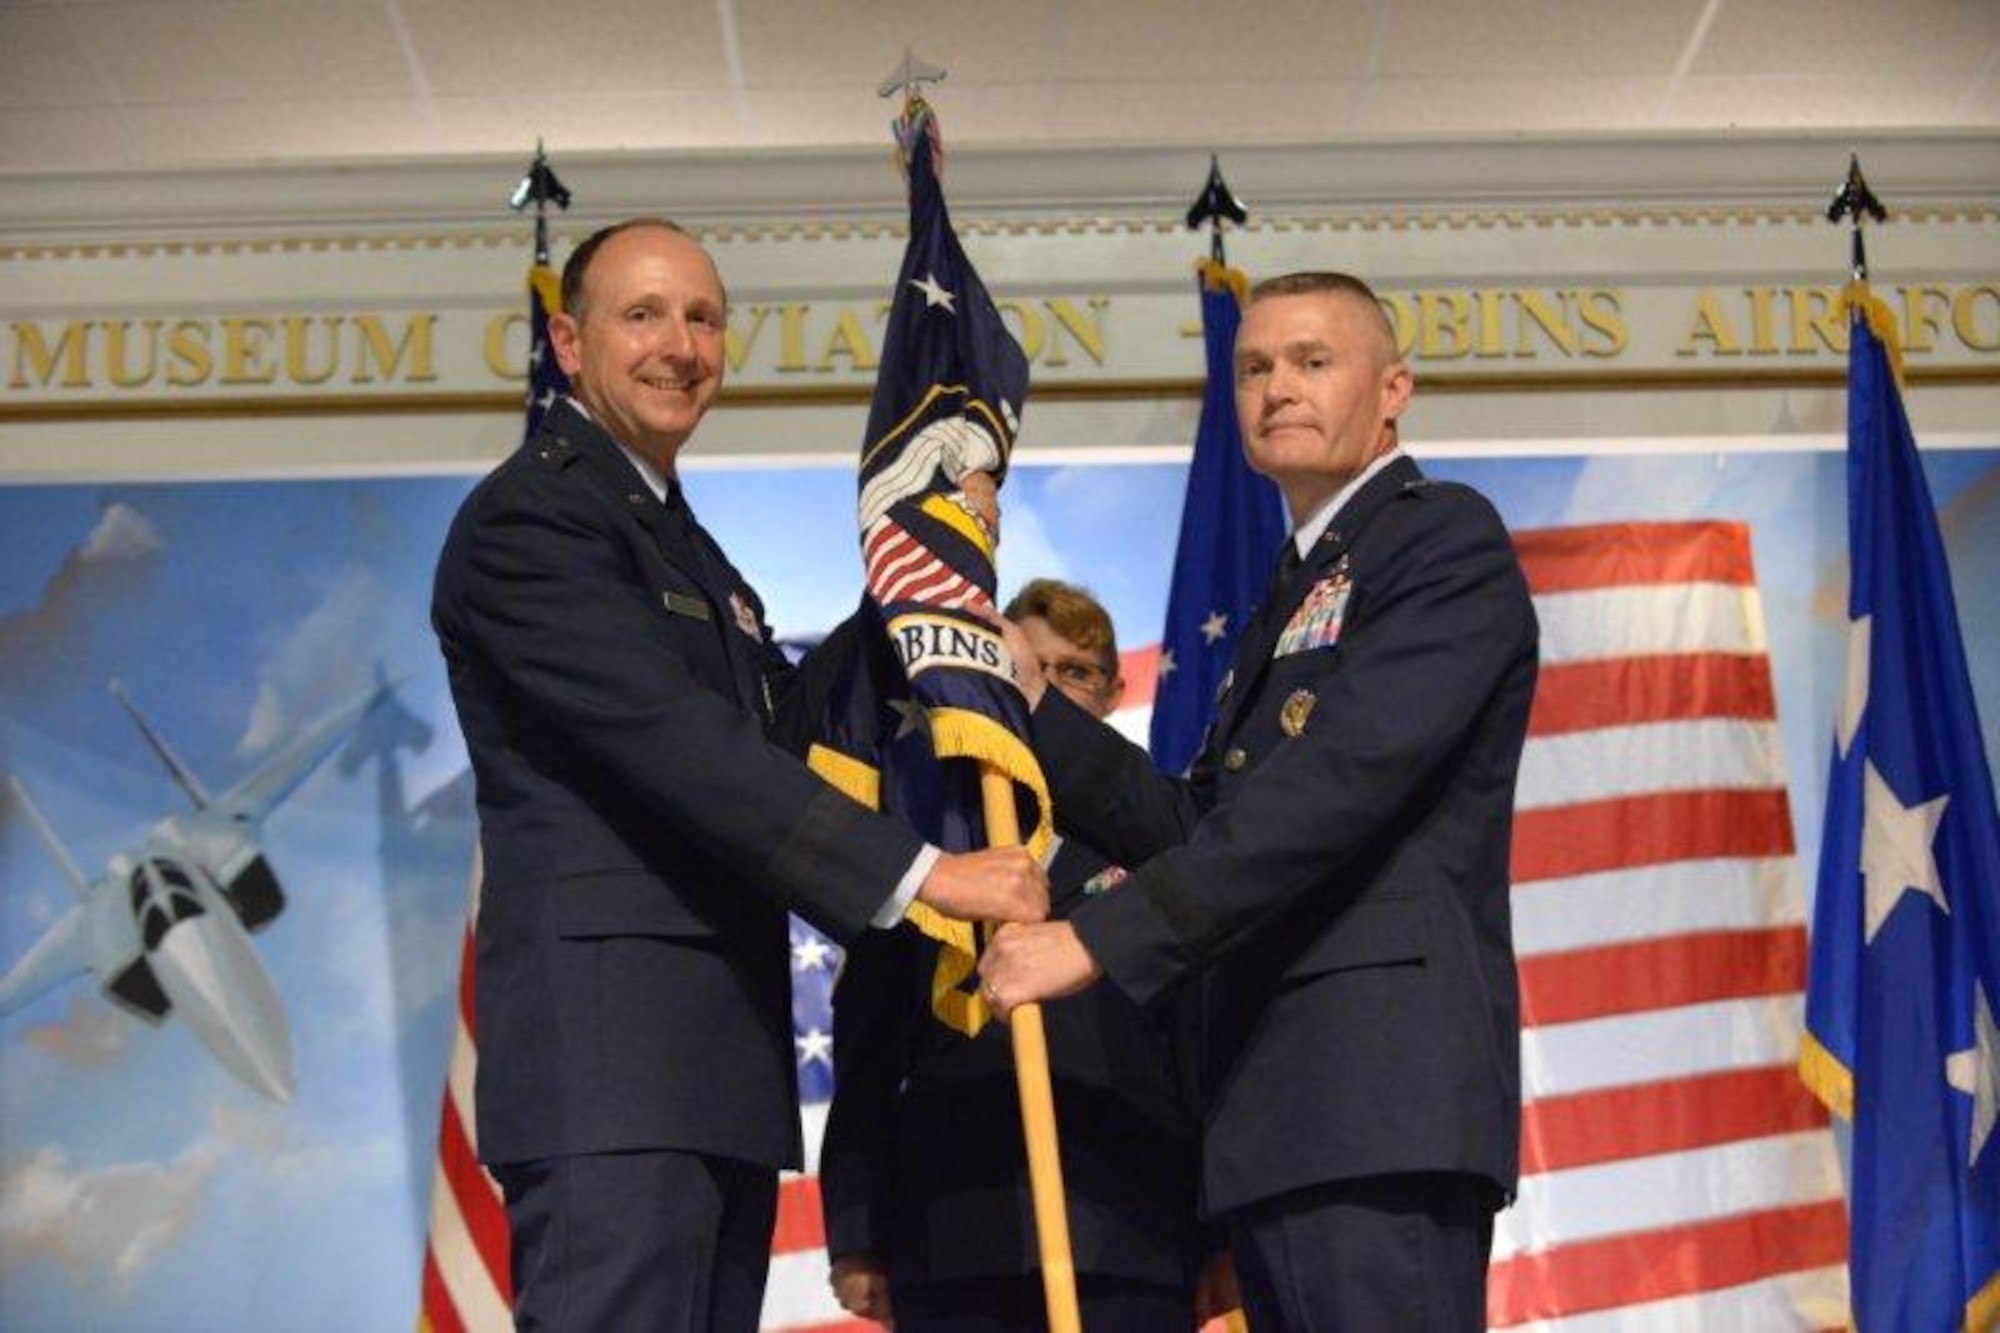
top-left (1274, 563), bottom-right (1353, 657)
top-left (1080, 865), bottom-right (1128, 896)
top-left (662, 590), bottom-right (711, 622)
top-left (1280, 688), bottom-right (1317, 737)
top-left (728, 591), bottom-right (763, 642)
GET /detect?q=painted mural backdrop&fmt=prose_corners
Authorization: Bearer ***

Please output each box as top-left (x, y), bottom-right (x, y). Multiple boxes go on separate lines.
top-left (0, 446), bottom-right (1993, 1330)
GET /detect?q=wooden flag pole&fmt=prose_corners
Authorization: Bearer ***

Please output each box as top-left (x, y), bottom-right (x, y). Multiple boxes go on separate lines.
top-left (980, 766), bottom-right (1082, 1333)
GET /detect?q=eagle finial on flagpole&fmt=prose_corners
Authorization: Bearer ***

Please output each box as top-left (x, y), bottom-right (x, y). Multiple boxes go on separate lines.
top-left (509, 139), bottom-right (572, 266)
top-left (880, 50), bottom-right (947, 179)
top-left (878, 48), bottom-right (947, 111)
top-left (1826, 153), bottom-right (1887, 284)
top-left (1186, 154), bottom-right (1249, 267)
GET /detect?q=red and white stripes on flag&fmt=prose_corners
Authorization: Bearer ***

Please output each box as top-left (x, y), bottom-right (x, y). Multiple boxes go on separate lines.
top-left (419, 857), bottom-right (512, 1333)
top-left (761, 1105), bottom-right (874, 1333)
top-left (864, 516), bottom-right (991, 613)
top-left (1491, 521), bottom-right (1849, 1330)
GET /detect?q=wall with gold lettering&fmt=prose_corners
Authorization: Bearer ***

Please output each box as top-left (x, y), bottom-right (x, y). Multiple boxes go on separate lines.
top-left (2, 132), bottom-right (1996, 480)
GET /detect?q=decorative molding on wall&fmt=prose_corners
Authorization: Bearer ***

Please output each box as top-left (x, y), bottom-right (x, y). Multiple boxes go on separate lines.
top-left (6, 364), bottom-right (1994, 425)
top-left (6, 130), bottom-right (1996, 250)
top-left (6, 202), bottom-right (1998, 263)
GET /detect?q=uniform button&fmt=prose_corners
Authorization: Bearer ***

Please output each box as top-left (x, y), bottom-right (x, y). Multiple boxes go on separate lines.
top-left (1222, 747), bottom-right (1248, 772)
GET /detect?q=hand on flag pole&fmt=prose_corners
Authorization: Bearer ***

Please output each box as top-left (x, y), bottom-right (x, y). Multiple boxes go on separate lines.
top-left (976, 920), bottom-right (1103, 1019)
top-left (916, 845), bottom-right (1048, 925)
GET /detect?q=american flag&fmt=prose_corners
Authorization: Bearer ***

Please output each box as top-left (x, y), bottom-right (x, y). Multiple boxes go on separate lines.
top-left (1492, 519), bottom-right (1849, 1329)
top-left (416, 502), bottom-right (1859, 1333)
top-left (761, 919), bottom-right (867, 1332)
top-left (761, 518), bottom-right (1854, 1332)
top-left (417, 857), bottom-right (511, 1332)
top-left (417, 253), bottom-right (568, 1333)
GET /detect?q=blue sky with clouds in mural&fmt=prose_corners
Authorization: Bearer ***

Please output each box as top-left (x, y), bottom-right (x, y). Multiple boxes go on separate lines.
top-left (0, 444), bottom-right (1992, 1328)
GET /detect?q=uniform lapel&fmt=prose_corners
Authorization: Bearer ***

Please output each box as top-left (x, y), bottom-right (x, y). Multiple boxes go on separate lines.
top-left (1211, 455), bottom-right (1424, 743)
top-left (541, 400), bottom-right (761, 705)
top-left (543, 400), bottom-right (702, 582)
top-left (669, 493), bottom-right (773, 710)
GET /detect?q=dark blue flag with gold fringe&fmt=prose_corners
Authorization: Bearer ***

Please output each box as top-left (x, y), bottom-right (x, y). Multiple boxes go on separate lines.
top-left (808, 97), bottom-right (1050, 1036)
top-left (1800, 282), bottom-right (2000, 1333)
top-left (1150, 260), bottom-right (1288, 776)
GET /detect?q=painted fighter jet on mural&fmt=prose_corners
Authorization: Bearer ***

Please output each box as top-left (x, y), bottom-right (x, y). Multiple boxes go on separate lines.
top-left (1, 678), bottom-right (391, 1102)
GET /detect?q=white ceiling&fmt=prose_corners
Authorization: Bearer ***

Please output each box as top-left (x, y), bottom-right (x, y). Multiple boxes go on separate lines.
top-left (3, 0), bottom-right (1997, 173)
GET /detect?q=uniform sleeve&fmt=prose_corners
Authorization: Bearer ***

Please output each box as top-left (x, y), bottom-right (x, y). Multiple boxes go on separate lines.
top-left (1073, 491), bottom-right (1538, 1005)
top-left (439, 470), bottom-right (921, 941)
top-left (1030, 687), bottom-right (1207, 867)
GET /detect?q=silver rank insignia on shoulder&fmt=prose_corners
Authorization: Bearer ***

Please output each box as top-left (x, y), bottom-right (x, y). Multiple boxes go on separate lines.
top-left (728, 591), bottom-right (762, 642)
top-left (1280, 688), bottom-right (1317, 737)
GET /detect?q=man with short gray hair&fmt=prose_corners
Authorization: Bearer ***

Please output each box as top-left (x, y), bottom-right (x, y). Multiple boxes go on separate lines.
top-left (981, 271), bottom-right (1538, 1330)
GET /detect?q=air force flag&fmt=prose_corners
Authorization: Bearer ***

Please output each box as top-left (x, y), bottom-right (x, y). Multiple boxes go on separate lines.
top-left (1801, 284), bottom-right (2000, 1333)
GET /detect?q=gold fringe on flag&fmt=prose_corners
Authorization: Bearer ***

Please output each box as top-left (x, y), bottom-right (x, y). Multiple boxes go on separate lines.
top-left (1198, 257), bottom-right (1249, 305)
top-left (1796, 1029), bottom-right (1855, 1122)
top-left (1841, 280), bottom-right (1907, 391)
top-left (808, 724), bottom-right (1053, 1038)
top-left (529, 264), bottom-right (563, 320)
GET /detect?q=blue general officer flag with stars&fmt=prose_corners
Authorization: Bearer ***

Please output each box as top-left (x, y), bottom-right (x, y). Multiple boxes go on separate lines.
top-left (807, 98), bottom-right (1051, 1037)
top-left (524, 262), bottom-right (570, 441)
top-left (1149, 260), bottom-right (1288, 776)
top-left (1800, 284), bottom-right (2000, 1333)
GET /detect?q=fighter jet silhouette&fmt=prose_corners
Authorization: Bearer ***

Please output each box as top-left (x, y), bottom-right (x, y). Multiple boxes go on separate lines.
top-left (2, 678), bottom-right (393, 1102)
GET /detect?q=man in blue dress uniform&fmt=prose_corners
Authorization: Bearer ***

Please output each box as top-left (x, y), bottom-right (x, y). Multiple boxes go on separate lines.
top-left (432, 218), bottom-right (1048, 1331)
top-left (980, 271), bottom-right (1539, 1331)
